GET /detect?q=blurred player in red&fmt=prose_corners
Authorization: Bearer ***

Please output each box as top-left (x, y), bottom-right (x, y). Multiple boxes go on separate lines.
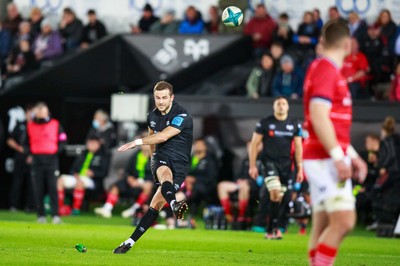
top-left (303, 21), bottom-right (367, 266)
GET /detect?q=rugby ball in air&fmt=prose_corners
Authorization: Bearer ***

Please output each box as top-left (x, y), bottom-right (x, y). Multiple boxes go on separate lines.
top-left (222, 6), bottom-right (244, 27)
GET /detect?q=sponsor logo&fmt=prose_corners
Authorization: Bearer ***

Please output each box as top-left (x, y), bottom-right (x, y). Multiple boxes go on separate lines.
top-left (171, 116), bottom-right (184, 127)
top-left (336, 0), bottom-right (371, 15)
top-left (152, 38), bottom-right (178, 68)
top-left (30, 0), bottom-right (63, 13)
top-left (286, 125), bottom-right (294, 131)
top-left (178, 113), bottom-right (188, 117)
top-left (269, 130), bottom-right (275, 137)
top-left (150, 121), bottom-right (156, 127)
top-left (184, 39), bottom-right (209, 61)
top-left (274, 131), bottom-right (294, 137)
top-left (269, 124), bottom-right (276, 130)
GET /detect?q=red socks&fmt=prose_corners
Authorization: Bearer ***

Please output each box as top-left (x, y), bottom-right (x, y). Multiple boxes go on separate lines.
top-left (58, 190), bottom-right (65, 208)
top-left (313, 243), bottom-right (337, 266)
top-left (136, 192), bottom-right (149, 206)
top-left (72, 189), bottom-right (85, 210)
top-left (106, 193), bottom-right (119, 206)
top-left (220, 198), bottom-right (232, 216)
top-left (238, 200), bottom-right (248, 219)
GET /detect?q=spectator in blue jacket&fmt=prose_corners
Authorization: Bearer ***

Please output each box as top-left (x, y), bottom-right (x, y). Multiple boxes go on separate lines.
top-left (272, 54), bottom-right (303, 99)
top-left (0, 22), bottom-right (12, 65)
top-left (179, 6), bottom-right (204, 34)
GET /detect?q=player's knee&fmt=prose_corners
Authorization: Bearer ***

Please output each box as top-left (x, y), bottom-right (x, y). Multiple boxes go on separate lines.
top-left (76, 180), bottom-right (84, 189)
top-left (57, 178), bottom-right (64, 190)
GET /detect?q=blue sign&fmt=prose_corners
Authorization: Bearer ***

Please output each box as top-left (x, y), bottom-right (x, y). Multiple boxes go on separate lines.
top-left (30, 0), bottom-right (63, 13)
top-left (336, 0), bottom-right (371, 15)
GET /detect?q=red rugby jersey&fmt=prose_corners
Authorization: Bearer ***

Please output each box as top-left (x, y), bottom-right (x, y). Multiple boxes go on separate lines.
top-left (303, 57), bottom-right (352, 159)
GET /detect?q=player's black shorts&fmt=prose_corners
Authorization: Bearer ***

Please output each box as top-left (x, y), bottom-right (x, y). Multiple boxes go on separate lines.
top-left (151, 154), bottom-right (189, 192)
top-left (261, 161), bottom-right (292, 185)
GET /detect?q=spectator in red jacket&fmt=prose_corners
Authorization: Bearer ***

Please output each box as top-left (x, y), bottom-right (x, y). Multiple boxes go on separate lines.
top-left (341, 38), bottom-right (369, 98)
top-left (390, 62), bottom-right (400, 101)
top-left (244, 4), bottom-right (277, 58)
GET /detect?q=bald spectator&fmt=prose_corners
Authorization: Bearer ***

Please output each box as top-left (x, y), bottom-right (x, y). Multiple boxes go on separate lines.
top-left (341, 38), bottom-right (369, 98)
top-left (33, 19), bottom-right (63, 62)
top-left (59, 7), bottom-right (83, 51)
top-left (348, 12), bottom-right (367, 45)
top-left (2, 3), bottom-right (23, 36)
top-left (328, 6), bottom-right (347, 24)
top-left (179, 6), bottom-right (204, 34)
top-left (29, 7), bottom-right (44, 37)
top-left (244, 4), bottom-right (277, 58)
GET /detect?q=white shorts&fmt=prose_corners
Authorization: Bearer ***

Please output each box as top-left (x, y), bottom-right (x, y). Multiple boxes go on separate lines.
top-left (303, 157), bottom-right (355, 213)
top-left (59, 174), bottom-right (95, 190)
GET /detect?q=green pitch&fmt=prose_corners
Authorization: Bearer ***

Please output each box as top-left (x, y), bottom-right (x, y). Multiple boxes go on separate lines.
top-left (0, 211), bottom-right (399, 265)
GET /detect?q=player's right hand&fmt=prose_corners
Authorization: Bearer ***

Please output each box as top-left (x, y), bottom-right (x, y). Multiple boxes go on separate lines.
top-left (248, 166), bottom-right (259, 180)
top-left (334, 160), bottom-right (352, 181)
top-left (118, 141), bottom-right (136, 152)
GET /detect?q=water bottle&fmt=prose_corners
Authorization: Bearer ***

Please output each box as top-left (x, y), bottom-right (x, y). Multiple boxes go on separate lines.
top-left (75, 244), bottom-right (87, 253)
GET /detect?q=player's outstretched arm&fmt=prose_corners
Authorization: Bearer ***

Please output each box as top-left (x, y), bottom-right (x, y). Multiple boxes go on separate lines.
top-left (309, 101), bottom-right (352, 181)
top-left (248, 132), bottom-right (263, 179)
top-left (118, 126), bottom-right (181, 152)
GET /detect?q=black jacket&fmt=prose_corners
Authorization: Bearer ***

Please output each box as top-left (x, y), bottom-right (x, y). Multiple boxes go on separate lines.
top-left (378, 133), bottom-right (400, 174)
top-left (71, 149), bottom-right (109, 180)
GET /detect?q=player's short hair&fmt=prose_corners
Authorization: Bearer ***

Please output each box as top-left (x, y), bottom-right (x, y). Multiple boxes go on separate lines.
top-left (273, 96), bottom-right (288, 103)
top-left (321, 20), bottom-right (349, 49)
top-left (153, 81), bottom-right (173, 95)
top-left (279, 13), bottom-right (289, 20)
top-left (365, 133), bottom-right (380, 141)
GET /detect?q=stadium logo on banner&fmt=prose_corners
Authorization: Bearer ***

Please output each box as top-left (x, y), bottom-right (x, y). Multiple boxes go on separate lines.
top-left (129, 0), bottom-right (162, 11)
top-left (184, 39), bottom-right (209, 61)
top-left (336, 0), bottom-right (371, 15)
top-left (152, 38), bottom-right (178, 70)
top-left (30, 0), bottom-right (63, 13)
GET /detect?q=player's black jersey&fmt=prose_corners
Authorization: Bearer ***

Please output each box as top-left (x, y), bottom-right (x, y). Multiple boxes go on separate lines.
top-left (255, 115), bottom-right (302, 162)
top-left (147, 101), bottom-right (193, 164)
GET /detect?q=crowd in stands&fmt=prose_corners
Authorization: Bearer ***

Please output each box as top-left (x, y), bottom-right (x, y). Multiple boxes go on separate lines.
top-left (1, 3), bottom-right (400, 100)
top-left (0, 3), bottom-right (107, 83)
top-left (6, 102), bottom-right (400, 233)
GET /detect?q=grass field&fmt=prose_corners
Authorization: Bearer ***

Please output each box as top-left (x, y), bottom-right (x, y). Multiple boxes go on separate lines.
top-left (0, 211), bottom-right (399, 266)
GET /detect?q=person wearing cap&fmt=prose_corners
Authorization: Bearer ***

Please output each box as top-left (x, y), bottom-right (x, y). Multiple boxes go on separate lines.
top-left (80, 9), bottom-right (107, 49)
top-left (32, 18), bottom-right (63, 62)
top-left (131, 3), bottom-right (159, 34)
top-left (272, 54), bottom-right (303, 99)
top-left (149, 9), bottom-right (179, 35)
top-left (57, 135), bottom-right (109, 216)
